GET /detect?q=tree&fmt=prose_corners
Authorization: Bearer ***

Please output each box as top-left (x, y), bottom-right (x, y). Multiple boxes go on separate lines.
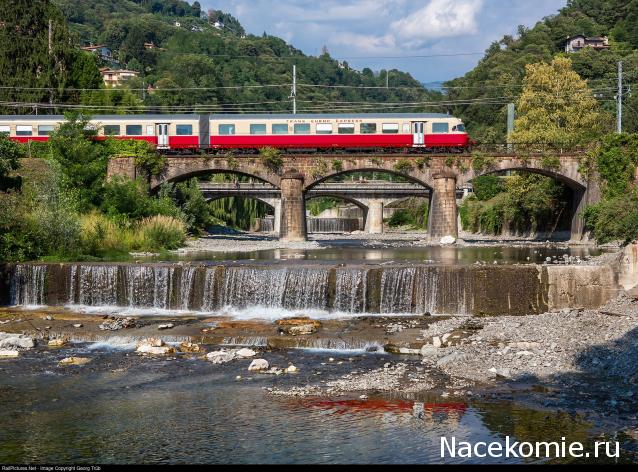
top-left (510, 57), bottom-right (607, 149)
top-left (0, 136), bottom-right (24, 190)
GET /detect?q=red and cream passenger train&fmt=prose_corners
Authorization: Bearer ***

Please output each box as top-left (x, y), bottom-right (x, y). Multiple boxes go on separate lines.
top-left (0, 113), bottom-right (470, 152)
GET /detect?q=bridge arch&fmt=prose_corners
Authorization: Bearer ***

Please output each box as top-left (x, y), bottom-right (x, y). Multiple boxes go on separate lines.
top-left (304, 167), bottom-right (434, 192)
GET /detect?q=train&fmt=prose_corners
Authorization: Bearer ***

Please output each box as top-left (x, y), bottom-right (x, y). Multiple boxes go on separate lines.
top-left (0, 113), bottom-right (470, 152)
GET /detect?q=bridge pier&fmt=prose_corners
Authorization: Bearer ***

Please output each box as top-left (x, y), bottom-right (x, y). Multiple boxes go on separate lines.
top-left (273, 199), bottom-right (282, 235)
top-left (364, 200), bottom-right (384, 234)
top-left (570, 178), bottom-right (601, 241)
top-left (279, 171), bottom-right (307, 242)
top-left (428, 171), bottom-right (458, 241)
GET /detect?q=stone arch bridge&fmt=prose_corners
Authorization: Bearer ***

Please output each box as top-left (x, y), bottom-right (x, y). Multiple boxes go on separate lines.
top-left (107, 152), bottom-right (597, 242)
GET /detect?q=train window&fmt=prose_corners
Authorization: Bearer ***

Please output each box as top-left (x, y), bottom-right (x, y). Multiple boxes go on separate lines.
top-left (432, 122), bottom-right (449, 133)
top-left (360, 123), bottom-right (377, 134)
top-left (37, 125), bottom-right (55, 136)
top-left (16, 125), bottom-right (32, 136)
top-left (294, 123), bottom-right (310, 134)
top-left (103, 125), bottom-right (120, 136)
top-left (176, 124), bottom-right (193, 135)
top-left (0, 125), bottom-right (10, 135)
top-left (316, 123), bottom-right (333, 134)
top-left (146, 125), bottom-right (154, 135)
top-left (219, 124), bottom-right (235, 135)
top-left (382, 123), bottom-right (399, 134)
top-left (126, 125), bottom-right (143, 136)
top-left (338, 123), bottom-right (355, 134)
top-left (272, 124), bottom-right (289, 135)
top-left (250, 124), bottom-right (267, 135)
top-left (452, 124), bottom-right (466, 132)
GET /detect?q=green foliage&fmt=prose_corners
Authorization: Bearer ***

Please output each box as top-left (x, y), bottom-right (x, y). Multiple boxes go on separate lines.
top-left (0, 135), bottom-right (25, 190)
top-left (307, 198), bottom-right (342, 217)
top-left (106, 138), bottom-right (165, 178)
top-left (208, 196), bottom-right (269, 231)
top-left (472, 174), bottom-right (505, 201)
top-left (101, 177), bottom-right (183, 220)
top-left (386, 198), bottom-right (429, 229)
top-left (332, 159), bottom-right (344, 172)
top-left (540, 155), bottom-right (561, 171)
top-left (259, 147), bottom-right (283, 174)
top-left (312, 160), bottom-right (329, 179)
top-left (170, 178), bottom-right (214, 234)
top-left (471, 152), bottom-right (496, 172)
top-left (393, 158), bottom-right (414, 174)
top-left (415, 156), bottom-right (431, 170)
top-left (461, 173), bottom-right (571, 235)
top-left (594, 133), bottom-right (638, 198)
top-left (585, 187), bottom-right (638, 243)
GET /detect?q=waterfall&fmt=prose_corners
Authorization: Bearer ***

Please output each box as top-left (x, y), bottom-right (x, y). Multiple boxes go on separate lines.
top-left (379, 267), bottom-right (416, 313)
top-left (334, 268), bottom-right (367, 313)
top-left (10, 264), bottom-right (47, 306)
top-left (6, 262), bottom-right (520, 316)
top-left (307, 218), bottom-right (361, 233)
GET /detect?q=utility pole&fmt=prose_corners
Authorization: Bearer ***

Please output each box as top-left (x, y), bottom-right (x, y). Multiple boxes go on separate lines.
top-left (507, 103), bottom-right (515, 152)
top-left (48, 19), bottom-right (53, 55)
top-left (386, 70), bottom-right (389, 89)
top-left (291, 64), bottom-right (297, 114)
top-left (617, 61), bottom-right (623, 134)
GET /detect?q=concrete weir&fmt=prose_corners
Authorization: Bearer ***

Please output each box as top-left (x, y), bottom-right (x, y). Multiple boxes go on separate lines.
top-left (1, 256), bottom-right (631, 316)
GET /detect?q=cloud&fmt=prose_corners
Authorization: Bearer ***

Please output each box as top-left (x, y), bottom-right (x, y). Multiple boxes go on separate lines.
top-left (391, 0), bottom-right (484, 46)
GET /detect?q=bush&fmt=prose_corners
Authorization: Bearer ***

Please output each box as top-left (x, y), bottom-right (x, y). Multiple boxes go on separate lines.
top-left (585, 187), bottom-right (638, 244)
top-left (137, 215), bottom-right (187, 250)
top-left (101, 177), bottom-right (184, 221)
top-left (472, 174), bottom-right (504, 201)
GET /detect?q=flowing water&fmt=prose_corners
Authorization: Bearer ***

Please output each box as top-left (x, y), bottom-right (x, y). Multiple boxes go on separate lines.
top-left (0, 346), bottom-right (635, 464)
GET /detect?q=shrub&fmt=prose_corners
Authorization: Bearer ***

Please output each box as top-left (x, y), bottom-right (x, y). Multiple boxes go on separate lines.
top-left (585, 187), bottom-right (638, 244)
top-left (394, 158), bottom-right (414, 174)
top-left (259, 147), bottom-right (283, 174)
top-left (472, 174), bottom-right (504, 201)
top-left (137, 215), bottom-right (187, 250)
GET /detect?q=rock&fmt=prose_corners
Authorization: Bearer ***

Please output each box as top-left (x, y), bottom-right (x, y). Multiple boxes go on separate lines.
top-left (137, 344), bottom-right (176, 356)
top-left (73, 324), bottom-right (83, 328)
top-left (44, 315), bottom-right (53, 321)
top-left (136, 338), bottom-right (175, 356)
top-left (432, 336), bottom-right (442, 348)
top-left (0, 349), bottom-right (19, 358)
top-left (275, 318), bottom-right (320, 336)
top-left (266, 367), bottom-right (284, 375)
top-left (206, 350), bottom-right (236, 364)
top-left (158, 323), bottom-right (174, 330)
top-left (235, 348), bottom-right (257, 359)
top-left (442, 333), bottom-right (451, 344)
top-left (99, 316), bottom-right (137, 331)
top-left (420, 345), bottom-right (440, 357)
top-left (59, 357), bottom-right (91, 366)
top-left (436, 351), bottom-right (468, 367)
top-left (48, 338), bottom-right (67, 347)
top-left (248, 358), bottom-right (269, 372)
top-left (440, 236), bottom-right (456, 245)
top-left (179, 342), bottom-right (202, 353)
top-left (285, 365), bottom-right (299, 373)
top-left (0, 333), bottom-right (35, 350)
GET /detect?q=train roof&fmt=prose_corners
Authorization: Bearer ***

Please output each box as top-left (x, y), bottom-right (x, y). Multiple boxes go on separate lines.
top-left (0, 113), bottom-right (456, 121)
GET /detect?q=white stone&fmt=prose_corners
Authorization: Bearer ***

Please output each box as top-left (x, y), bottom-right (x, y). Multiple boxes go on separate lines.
top-left (235, 348), bottom-right (257, 359)
top-left (0, 333), bottom-right (35, 350)
top-left (158, 323), bottom-right (174, 330)
top-left (420, 345), bottom-right (440, 357)
top-left (206, 350), bottom-right (235, 364)
top-left (59, 357), bottom-right (91, 366)
top-left (432, 336), bottom-right (442, 348)
top-left (248, 358), bottom-right (269, 371)
top-left (285, 365), bottom-right (299, 373)
top-left (0, 349), bottom-right (19, 358)
top-left (73, 324), bottom-right (83, 328)
top-left (440, 236), bottom-right (456, 245)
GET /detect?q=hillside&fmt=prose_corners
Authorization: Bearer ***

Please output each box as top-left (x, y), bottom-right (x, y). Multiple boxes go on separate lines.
top-left (446, 0), bottom-right (638, 141)
top-left (49, 0), bottom-right (442, 114)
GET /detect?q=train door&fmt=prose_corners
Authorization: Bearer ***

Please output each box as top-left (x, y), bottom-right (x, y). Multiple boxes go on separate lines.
top-left (156, 123), bottom-right (169, 149)
top-left (412, 122), bottom-right (425, 146)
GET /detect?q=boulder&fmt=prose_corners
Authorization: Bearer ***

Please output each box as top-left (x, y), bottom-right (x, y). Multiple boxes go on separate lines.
top-left (276, 318), bottom-right (320, 336)
top-left (440, 236), bottom-right (456, 245)
top-left (436, 351), bottom-right (468, 367)
top-left (420, 345), bottom-right (440, 357)
top-left (236, 348), bottom-right (257, 359)
top-left (248, 358), bottom-right (269, 372)
top-left (48, 338), bottom-right (67, 347)
top-left (285, 365), bottom-right (299, 373)
top-left (158, 323), bottom-right (174, 330)
top-left (0, 349), bottom-right (19, 358)
top-left (59, 357), bottom-right (91, 366)
top-left (0, 332), bottom-right (35, 350)
top-left (136, 338), bottom-right (175, 356)
top-left (206, 350), bottom-right (236, 364)
top-left (179, 342), bottom-right (202, 353)
top-left (432, 336), bottom-right (442, 348)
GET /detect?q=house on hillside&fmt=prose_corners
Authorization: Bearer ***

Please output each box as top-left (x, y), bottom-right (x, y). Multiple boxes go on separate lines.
top-left (81, 44), bottom-right (113, 61)
top-left (565, 35), bottom-right (610, 53)
top-left (100, 68), bottom-right (139, 87)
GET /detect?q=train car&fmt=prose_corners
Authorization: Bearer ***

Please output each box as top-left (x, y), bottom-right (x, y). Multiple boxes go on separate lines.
top-left (0, 114), bottom-right (203, 150)
top-left (0, 112), bottom-right (469, 152)
top-left (208, 113), bottom-right (469, 151)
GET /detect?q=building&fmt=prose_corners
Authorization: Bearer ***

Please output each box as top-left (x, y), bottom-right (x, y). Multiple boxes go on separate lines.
top-left (565, 35), bottom-right (610, 53)
top-left (100, 68), bottom-right (139, 87)
top-left (81, 44), bottom-right (113, 61)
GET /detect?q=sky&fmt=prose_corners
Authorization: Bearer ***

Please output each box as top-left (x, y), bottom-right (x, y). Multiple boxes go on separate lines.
top-left (200, 0), bottom-right (567, 84)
